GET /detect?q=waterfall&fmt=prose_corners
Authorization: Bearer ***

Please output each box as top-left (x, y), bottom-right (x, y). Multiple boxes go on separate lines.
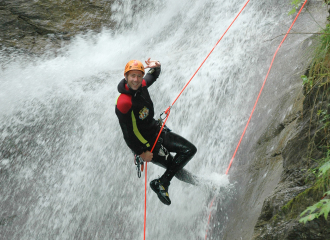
top-left (0, 0), bottom-right (322, 239)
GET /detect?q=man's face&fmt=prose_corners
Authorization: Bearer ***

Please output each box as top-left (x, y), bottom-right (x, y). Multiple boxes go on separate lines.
top-left (125, 70), bottom-right (144, 90)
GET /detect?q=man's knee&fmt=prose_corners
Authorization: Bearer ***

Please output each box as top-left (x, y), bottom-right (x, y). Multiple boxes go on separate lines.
top-left (191, 144), bottom-right (197, 156)
top-left (185, 144), bottom-right (197, 158)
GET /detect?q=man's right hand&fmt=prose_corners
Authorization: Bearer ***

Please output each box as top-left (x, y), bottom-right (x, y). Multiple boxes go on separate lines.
top-left (140, 151), bottom-right (153, 162)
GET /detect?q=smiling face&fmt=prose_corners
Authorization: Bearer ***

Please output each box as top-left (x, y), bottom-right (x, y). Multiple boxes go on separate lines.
top-left (125, 70), bottom-right (144, 90)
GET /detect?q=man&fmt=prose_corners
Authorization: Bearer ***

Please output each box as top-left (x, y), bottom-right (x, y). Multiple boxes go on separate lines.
top-left (115, 58), bottom-right (197, 205)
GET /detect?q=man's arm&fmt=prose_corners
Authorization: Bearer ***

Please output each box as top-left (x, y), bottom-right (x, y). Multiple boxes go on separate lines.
top-left (118, 120), bottom-right (147, 155)
top-left (143, 59), bottom-right (161, 87)
top-left (116, 95), bottom-right (150, 155)
top-left (143, 66), bottom-right (161, 87)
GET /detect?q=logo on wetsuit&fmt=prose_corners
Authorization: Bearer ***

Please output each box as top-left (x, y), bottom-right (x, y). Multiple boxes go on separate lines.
top-left (139, 106), bottom-right (149, 120)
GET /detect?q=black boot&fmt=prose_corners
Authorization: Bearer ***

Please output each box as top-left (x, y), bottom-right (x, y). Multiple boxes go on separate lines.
top-left (150, 179), bottom-right (171, 205)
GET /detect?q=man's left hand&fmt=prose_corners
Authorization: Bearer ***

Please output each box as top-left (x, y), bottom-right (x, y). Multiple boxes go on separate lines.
top-left (145, 58), bottom-right (160, 69)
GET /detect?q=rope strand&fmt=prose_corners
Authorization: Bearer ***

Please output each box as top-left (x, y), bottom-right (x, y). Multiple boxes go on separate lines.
top-left (225, 0), bottom-right (309, 175)
top-left (206, 1), bottom-right (309, 239)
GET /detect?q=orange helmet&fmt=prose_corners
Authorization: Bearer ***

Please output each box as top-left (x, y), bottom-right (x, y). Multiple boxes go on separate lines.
top-left (124, 60), bottom-right (145, 76)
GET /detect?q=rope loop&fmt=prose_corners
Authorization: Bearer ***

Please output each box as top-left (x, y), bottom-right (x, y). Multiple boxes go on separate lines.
top-left (164, 106), bottom-right (171, 115)
top-left (160, 106), bottom-right (171, 121)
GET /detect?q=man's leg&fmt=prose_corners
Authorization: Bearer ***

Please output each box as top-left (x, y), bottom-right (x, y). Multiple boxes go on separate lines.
top-left (150, 131), bottom-right (197, 205)
top-left (152, 154), bottom-right (199, 185)
top-left (174, 168), bottom-right (200, 185)
top-left (159, 131), bottom-right (197, 184)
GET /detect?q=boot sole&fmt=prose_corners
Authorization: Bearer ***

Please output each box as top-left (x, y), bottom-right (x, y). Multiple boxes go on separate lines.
top-left (150, 181), bottom-right (171, 205)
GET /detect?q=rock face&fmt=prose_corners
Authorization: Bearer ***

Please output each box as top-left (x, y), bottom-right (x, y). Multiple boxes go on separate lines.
top-left (1, 1), bottom-right (329, 239)
top-left (252, 77), bottom-right (330, 239)
top-left (0, 0), bottom-right (113, 54)
top-left (221, 61), bottom-right (330, 240)
top-left (219, 2), bottom-right (330, 239)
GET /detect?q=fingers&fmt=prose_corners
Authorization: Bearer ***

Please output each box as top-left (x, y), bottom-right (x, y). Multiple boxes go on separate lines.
top-left (145, 152), bottom-right (153, 162)
top-left (144, 59), bottom-right (160, 69)
top-left (144, 58), bottom-right (151, 69)
top-left (145, 58), bottom-right (152, 68)
top-left (145, 58), bottom-right (158, 65)
top-left (140, 152), bottom-right (150, 162)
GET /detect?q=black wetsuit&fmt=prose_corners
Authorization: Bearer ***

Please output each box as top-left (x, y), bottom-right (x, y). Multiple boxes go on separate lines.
top-left (115, 66), bottom-right (197, 185)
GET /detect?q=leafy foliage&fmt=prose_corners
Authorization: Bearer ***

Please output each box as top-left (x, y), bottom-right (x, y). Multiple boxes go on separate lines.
top-left (298, 20), bottom-right (330, 224)
top-left (300, 199), bottom-right (330, 223)
top-left (319, 161), bottom-right (330, 176)
top-left (319, 149), bottom-right (330, 176)
top-left (299, 143), bottom-right (330, 224)
top-left (301, 75), bottom-right (313, 90)
top-left (289, 0), bottom-right (303, 15)
top-left (289, 0), bottom-right (330, 15)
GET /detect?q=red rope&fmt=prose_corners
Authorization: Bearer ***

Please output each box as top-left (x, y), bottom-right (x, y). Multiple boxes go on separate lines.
top-left (206, 1), bottom-right (309, 239)
top-left (205, 197), bottom-right (216, 240)
top-left (144, 158), bottom-right (147, 240)
top-left (225, 0), bottom-right (309, 175)
top-left (143, 108), bottom-right (171, 240)
top-left (143, 0), bottom-right (252, 239)
top-left (171, 0), bottom-right (251, 108)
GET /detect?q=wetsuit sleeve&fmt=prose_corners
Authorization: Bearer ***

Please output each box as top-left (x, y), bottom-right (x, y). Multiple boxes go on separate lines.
top-left (143, 66), bottom-right (161, 88)
top-left (115, 96), bottom-right (148, 155)
top-left (118, 119), bottom-right (147, 155)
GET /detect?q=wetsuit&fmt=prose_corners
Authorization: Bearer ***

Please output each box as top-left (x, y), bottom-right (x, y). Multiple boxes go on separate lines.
top-left (115, 66), bottom-right (198, 185)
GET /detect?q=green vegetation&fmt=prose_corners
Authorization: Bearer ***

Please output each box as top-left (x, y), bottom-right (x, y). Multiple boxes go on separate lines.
top-left (300, 196), bottom-right (330, 223)
top-left (280, 167), bottom-right (329, 220)
top-left (289, 0), bottom-right (304, 15)
top-left (298, 21), bottom-right (330, 224)
top-left (289, 0), bottom-right (330, 15)
top-left (299, 150), bottom-right (330, 223)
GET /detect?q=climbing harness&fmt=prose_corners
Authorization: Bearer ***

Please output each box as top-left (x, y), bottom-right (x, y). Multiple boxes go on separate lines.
top-left (159, 107), bottom-right (171, 122)
top-left (158, 144), bottom-right (169, 160)
top-left (157, 111), bottom-right (172, 133)
top-left (134, 112), bottom-right (172, 179)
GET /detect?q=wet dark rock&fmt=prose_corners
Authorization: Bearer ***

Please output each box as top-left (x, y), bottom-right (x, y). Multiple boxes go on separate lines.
top-left (1, 0), bottom-right (329, 239)
top-left (0, 0), bottom-right (114, 54)
top-left (253, 77), bottom-right (330, 240)
top-left (221, 5), bottom-right (329, 235)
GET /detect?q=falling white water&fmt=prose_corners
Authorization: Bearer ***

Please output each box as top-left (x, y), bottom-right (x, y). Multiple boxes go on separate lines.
top-left (0, 0), bottom-right (325, 239)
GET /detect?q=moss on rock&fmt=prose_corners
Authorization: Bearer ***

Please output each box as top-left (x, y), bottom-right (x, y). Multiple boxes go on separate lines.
top-left (0, 0), bottom-right (114, 54)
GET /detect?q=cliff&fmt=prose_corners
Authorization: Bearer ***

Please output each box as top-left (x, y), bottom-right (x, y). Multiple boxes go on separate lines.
top-left (1, 1), bottom-right (329, 239)
top-left (0, 0), bottom-right (113, 54)
top-left (252, 31), bottom-right (330, 239)
top-left (221, 2), bottom-right (330, 239)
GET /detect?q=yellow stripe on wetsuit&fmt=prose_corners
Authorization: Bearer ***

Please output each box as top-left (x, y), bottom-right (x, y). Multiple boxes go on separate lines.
top-left (131, 111), bottom-right (150, 148)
